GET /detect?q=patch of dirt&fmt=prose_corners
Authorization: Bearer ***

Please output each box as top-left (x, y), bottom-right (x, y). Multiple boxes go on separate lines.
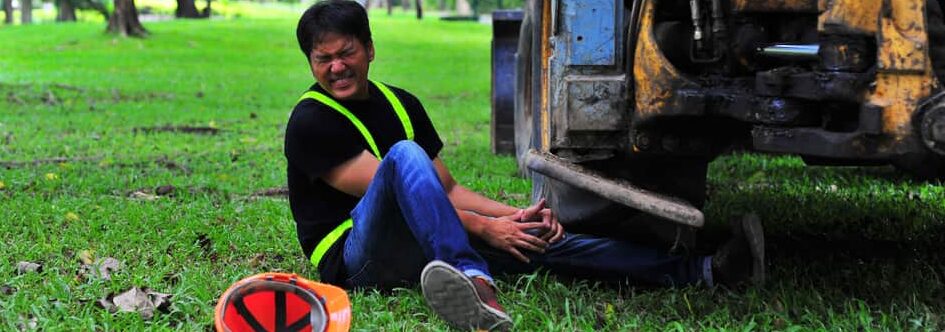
top-left (132, 125), bottom-right (220, 135)
top-left (249, 187), bottom-right (288, 199)
top-left (0, 156), bottom-right (101, 169)
top-left (1, 155), bottom-right (190, 174)
top-left (0, 83), bottom-right (175, 108)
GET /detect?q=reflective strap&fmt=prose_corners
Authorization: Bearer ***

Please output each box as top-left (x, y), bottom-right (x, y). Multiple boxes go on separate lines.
top-left (371, 80), bottom-right (414, 140)
top-left (310, 218), bottom-right (354, 268)
top-left (298, 91), bottom-right (382, 159)
top-left (297, 82), bottom-right (416, 268)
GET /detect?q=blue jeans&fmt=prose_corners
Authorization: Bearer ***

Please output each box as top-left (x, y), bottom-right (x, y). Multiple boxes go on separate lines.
top-left (343, 141), bottom-right (492, 289)
top-left (471, 234), bottom-right (710, 287)
top-left (343, 140), bottom-right (709, 289)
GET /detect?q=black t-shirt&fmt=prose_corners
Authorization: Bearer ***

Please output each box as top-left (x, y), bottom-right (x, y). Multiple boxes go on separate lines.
top-left (284, 82), bottom-right (443, 286)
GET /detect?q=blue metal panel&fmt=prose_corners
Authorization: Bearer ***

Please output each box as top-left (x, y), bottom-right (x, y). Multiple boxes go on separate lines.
top-left (562, 0), bottom-right (616, 66)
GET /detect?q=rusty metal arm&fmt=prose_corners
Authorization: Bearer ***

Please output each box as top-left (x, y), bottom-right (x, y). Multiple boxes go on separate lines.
top-left (524, 150), bottom-right (705, 227)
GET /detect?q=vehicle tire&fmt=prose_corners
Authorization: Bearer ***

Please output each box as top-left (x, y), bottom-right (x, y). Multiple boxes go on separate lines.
top-left (546, 156), bottom-right (709, 253)
top-left (513, 6), bottom-right (537, 174)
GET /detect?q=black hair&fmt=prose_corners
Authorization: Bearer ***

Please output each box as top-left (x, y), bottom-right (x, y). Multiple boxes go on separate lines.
top-left (296, 0), bottom-right (372, 61)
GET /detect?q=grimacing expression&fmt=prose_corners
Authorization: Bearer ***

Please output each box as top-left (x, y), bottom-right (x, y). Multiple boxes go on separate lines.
top-left (310, 32), bottom-right (374, 101)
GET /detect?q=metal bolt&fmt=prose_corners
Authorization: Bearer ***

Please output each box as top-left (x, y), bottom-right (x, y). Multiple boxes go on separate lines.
top-left (635, 132), bottom-right (651, 151)
top-left (933, 120), bottom-right (945, 143)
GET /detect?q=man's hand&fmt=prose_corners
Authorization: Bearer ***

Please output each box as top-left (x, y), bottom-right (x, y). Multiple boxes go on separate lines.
top-left (479, 210), bottom-right (550, 263)
top-left (518, 199), bottom-right (565, 244)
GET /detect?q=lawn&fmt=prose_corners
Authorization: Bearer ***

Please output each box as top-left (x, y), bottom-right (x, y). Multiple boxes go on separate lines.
top-left (1, 4), bottom-right (944, 330)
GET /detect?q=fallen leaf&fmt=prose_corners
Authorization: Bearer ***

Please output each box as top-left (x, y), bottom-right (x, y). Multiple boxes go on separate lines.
top-left (65, 212), bottom-right (80, 222)
top-left (0, 180), bottom-right (5, 190)
top-left (16, 261), bottom-right (42, 274)
top-left (103, 287), bottom-right (172, 320)
top-left (15, 315), bottom-right (37, 331)
top-left (239, 137), bottom-right (257, 144)
top-left (97, 298), bottom-right (117, 313)
top-left (129, 191), bottom-right (159, 201)
top-left (208, 120), bottom-right (218, 128)
top-left (97, 258), bottom-right (121, 280)
top-left (155, 185), bottom-right (175, 196)
top-left (248, 253), bottom-right (266, 268)
top-left (78, 250), bottom-right (95, 265)
top-left (44, 173), bottom-right (59, 181)
top-left (81, 257), bottom-right (122, 281)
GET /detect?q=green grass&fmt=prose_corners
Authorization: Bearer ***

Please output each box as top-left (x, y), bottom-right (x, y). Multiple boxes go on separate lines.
top-left (1, 5), bottom-right (944, 330)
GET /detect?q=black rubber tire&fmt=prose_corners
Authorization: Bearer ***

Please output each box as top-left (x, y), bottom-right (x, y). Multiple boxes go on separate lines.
top-left (546, 156), bottom-right (709, 253)
top-left (513, 12), bottom-right (534, 174)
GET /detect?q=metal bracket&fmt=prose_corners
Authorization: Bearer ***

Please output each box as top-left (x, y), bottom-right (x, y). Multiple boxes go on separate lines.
top-left (524, 150), bottom-right (705, 227)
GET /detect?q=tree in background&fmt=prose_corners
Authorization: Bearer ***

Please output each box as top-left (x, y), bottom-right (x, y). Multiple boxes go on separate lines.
top-left (56, 0), bottom-right (76, 21)
top-left (76, 0), bottom-right (109, 21)
top-left (21, 0), bottom-right (32, 24)
top-left (107, 0), bottom-right (147, 37)
top-left (176, 0), bottom-right (210, 18)
top-left (3, 0), bottom-right (12, 24)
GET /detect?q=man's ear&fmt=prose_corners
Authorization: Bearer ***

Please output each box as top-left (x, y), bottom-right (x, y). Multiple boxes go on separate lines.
top-left (367, 41), bottom-right (375, 62)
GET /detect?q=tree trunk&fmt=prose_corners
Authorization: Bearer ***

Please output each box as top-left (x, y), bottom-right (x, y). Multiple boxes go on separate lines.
top-left (386, 0), bottom-right (392, 15)
top-left (175, 0), bottom-right (200, 18)
top-left (437, 0), bottom-right (445, 11)
top-left (56, 0), bottom-right (76, 21)
top-left (402, 0), bottom-right (409, 10)
top-left (414, 0), bottom-right (421, 19)
top-left (3, 0), bottom-right (12, 24)
top-left (21, 0), bottom-right (32, 24)
top-left (107, 0), bottom-right (148, 38)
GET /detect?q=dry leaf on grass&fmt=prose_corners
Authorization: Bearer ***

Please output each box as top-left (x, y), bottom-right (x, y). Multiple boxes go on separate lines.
top-left (129, 190), bottom-right (159, 201)
top-left (98, 287), bottom-right (172, 320)
top-left (16, 261), bottom-right (42, 274)
top-left (16, 315), bottom-right (37, 331)
top-left (78, 249), bottom-right (95, 265)
top-left (80, 257), bottom-right (122, 281)
top-left (155, 184), bottom-right (175, 196)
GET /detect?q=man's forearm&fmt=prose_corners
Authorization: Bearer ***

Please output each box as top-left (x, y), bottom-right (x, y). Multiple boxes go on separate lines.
top-left (455, 209), bottom-right (492, 238)
top-left (447, 184), bottom-right (518, 218)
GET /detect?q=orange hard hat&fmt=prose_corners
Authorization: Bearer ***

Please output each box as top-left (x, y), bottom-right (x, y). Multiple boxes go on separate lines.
top-left (214, 272), bottom-right (351, 332)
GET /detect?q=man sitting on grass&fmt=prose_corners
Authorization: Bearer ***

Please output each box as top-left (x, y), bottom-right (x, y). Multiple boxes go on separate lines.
top-left (284, 1), bottom-right (764, 330)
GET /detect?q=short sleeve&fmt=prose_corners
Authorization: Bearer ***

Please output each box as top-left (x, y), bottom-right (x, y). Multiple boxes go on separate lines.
top-left (284, 100), bottom-right (365, 181)
top-left (397, 90), bottom-right (444, 159)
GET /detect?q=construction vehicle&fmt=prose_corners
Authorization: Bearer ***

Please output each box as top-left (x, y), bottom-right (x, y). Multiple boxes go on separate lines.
top-left (491, 0), bottom-right (945, 249)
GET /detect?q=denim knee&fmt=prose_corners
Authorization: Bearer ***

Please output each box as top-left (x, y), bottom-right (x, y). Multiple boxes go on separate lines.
top-left (387, 140), bottom-right (427, 161)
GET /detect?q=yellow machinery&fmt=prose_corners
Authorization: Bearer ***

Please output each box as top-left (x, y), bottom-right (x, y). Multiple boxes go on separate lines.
top-left (491, 0), bottom-right (945, 249)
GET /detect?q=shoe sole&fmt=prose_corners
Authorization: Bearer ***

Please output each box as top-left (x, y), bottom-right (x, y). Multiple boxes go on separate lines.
top-left (741, 213), bottom-right (766, 286)
top-left (421, 260), bottom-right (512, 331)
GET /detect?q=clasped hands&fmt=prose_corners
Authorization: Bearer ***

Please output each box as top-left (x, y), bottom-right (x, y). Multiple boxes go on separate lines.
top-left (480, 199), bottom-right (565, 263)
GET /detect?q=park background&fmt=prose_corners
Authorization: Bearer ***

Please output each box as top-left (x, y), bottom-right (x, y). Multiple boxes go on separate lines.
top-left (1, 0), bottom-right (944, 330)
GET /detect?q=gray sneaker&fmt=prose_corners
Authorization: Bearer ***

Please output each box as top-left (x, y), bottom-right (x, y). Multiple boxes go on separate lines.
top-left (421, 260), bottom-right (512, 331)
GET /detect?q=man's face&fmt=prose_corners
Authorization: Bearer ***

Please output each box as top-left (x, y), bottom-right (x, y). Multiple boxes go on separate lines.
top-left (309, 32), bottom-right (374, 101)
